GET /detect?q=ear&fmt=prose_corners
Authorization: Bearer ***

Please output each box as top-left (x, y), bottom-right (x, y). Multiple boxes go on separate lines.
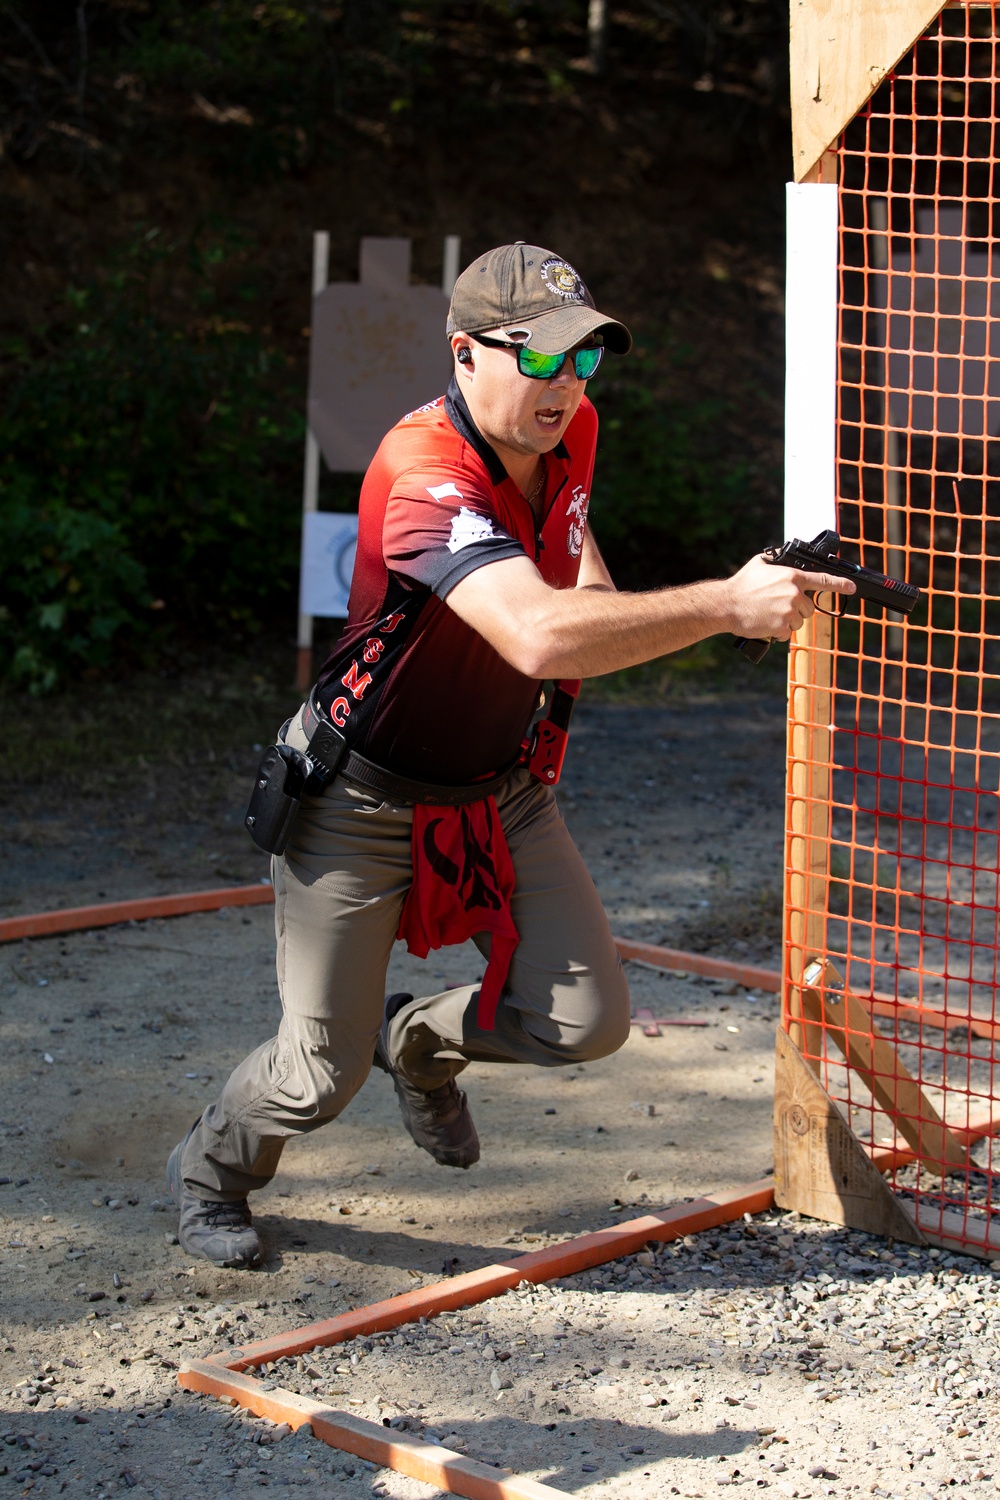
top-left (451, 334), bottom-right (474, 372)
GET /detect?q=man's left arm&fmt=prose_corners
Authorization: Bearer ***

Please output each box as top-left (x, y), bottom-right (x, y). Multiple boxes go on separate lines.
top-left (575, 529), bottom-right (616, 593)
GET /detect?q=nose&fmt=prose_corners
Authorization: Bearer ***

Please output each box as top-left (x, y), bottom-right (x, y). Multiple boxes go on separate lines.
top-left (548, 353), bottom-right (581, 387)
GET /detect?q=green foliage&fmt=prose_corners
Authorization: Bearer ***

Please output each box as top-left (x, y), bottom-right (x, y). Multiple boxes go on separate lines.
top-left (0, 230), bottom-right (304, 692)
top-left (3, 1), bottom-right (789, 178)
top-left (591, 344), bottom-right (774, 589)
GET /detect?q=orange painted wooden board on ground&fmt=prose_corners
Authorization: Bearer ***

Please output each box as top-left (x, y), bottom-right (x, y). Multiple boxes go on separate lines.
top-left (0, 883), bottom-right (275, 942)
top-left (6, 885), bottom-right (997, 1051)
top-left (179, 1358), bottom-right (565, 1500)
top-left (180, 1181), bottom-right (775, 1499)
top-left (212, 1181), bottom-right (775, 1372)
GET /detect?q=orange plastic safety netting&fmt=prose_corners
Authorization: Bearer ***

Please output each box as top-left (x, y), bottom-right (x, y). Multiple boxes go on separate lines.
top-left (783, 0), bottom-right (1000, 1257)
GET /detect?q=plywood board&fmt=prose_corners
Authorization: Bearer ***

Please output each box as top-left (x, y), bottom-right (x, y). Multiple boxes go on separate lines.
top-left (773, 1027), bottom-right (926, 1244)
top-left (790, 1), bottom-right (949, 181)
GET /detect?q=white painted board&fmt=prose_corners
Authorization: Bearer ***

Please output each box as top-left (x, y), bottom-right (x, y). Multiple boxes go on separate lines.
top-left (299, 511), bottom-right (359, 619)
top-left (784, 182), bottom-right (839, 541)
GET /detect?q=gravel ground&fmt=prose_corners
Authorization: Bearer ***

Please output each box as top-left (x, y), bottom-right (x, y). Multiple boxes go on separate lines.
top-left (4, 692), bottom-right (998, 1497)
top-left (5, 1215), bottom-right (1000, 1499)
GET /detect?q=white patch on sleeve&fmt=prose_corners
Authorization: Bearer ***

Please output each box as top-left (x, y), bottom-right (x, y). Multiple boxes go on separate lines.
top-left (427, 482), bottom-right (464, 502)
top-left (446, 506), bottom-right (496, 554)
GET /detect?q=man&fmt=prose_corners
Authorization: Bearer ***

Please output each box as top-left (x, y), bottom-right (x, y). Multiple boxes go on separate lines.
top-left (167, 241), bottom-right (853, 1268)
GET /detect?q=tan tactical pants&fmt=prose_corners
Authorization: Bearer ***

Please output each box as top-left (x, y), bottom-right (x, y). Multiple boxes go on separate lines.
top-left (179, 716), bottom-right (629, 1201)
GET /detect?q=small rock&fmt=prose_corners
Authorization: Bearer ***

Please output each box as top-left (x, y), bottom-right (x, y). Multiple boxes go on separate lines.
top-left (624, 1168), bottom-right (640, 1183)
top-left (489, 1369), bottom-right (512, 1391)
top-left (164, 1233), bottom-right (179, 1245)
top-left (271, 1423), bottom-right (291, 1440)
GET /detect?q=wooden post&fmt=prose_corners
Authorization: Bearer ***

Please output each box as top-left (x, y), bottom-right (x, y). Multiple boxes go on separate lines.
top-left (870, 197), bottom-right (905, 655)
top-left (783, 612), bottom-right (834, 1070)
top-left (296, 230), bottom-right (330, 694)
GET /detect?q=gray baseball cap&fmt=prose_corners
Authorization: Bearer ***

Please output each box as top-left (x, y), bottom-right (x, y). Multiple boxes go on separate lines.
top-left (446, 241), bottom-right (632, 356)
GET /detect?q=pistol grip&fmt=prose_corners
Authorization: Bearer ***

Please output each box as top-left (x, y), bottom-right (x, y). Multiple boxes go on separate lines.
top-left (733, 636), bottom-right (771, 663)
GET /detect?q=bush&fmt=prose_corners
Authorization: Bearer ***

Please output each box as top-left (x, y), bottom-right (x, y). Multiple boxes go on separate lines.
top-left (1, 241), bottom-right (778, 694)
top-left (0, 230), bottom-right (304, 691)
top-left (590, 343), bottom-right (776, 589)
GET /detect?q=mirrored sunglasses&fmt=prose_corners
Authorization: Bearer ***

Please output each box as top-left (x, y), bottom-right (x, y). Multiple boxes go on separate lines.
top-left (470, 333), bottom-right (603, 380)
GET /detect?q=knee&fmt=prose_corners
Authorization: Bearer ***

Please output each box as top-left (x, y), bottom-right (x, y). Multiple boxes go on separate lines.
top-left (553, 960), bottom-right (632, 1064)
top-left (277, 1016), bottom-right (372, 1121)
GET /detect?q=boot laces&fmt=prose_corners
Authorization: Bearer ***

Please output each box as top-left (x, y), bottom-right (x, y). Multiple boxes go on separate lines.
top-left (203, 1199), bottom-right (251, 1229)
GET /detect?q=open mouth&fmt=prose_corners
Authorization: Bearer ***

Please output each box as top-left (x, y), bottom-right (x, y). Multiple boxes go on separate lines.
top-left (535, 407), bottom-right (565, 429)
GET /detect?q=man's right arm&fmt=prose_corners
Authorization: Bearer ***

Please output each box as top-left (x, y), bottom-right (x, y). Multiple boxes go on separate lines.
top-left (445, 552), bottom-right (856, 680)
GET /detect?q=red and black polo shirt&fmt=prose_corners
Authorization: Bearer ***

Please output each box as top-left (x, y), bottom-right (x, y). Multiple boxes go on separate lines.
top-left (313, 377), bottom-right (598, 784)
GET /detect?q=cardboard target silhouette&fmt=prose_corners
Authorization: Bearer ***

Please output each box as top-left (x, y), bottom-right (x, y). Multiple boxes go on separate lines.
top-left (308, 237), bottom-right (455, 473)
top-left (296, 235), bottom-right (460, 687)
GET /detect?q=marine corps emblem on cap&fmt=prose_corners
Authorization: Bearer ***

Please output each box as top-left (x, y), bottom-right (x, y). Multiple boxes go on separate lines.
top-left (540, 258), bottom-right (587, 303)
top-left (446, 241), bottom-right (632, 357)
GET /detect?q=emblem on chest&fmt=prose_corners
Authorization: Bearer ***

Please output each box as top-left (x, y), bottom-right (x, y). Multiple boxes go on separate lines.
top-left (565, 485), bottom-right (589, 558)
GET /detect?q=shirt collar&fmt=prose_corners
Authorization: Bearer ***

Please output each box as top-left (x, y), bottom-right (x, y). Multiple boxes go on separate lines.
top-left (444, 376), bottom-right (570, 485)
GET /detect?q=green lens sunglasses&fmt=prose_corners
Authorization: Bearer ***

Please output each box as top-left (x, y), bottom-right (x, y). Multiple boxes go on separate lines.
top-left (470, 333), bottom-right (604, 380)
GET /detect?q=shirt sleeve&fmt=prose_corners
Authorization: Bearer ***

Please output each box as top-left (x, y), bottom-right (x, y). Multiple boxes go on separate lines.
top-left (383, 466), bottom-right (527, 599)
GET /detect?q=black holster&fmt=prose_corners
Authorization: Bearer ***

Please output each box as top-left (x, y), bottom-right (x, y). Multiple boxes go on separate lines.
top-left (244, 744), bottom-right (312, 856)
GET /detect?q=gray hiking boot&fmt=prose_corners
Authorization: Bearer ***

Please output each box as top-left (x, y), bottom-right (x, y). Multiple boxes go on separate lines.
top-left (166, 1134), bottom-right (261, 1269)
top-left (375, 993), bottom-right (480, 1170)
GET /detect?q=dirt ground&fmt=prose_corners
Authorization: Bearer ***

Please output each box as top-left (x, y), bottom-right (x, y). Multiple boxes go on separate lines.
top-left (5, 687), bottom-right (997, 1498)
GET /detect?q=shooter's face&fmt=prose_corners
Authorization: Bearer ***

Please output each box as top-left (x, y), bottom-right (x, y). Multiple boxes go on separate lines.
top-left (452, 335), bottom-right (588, 460)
